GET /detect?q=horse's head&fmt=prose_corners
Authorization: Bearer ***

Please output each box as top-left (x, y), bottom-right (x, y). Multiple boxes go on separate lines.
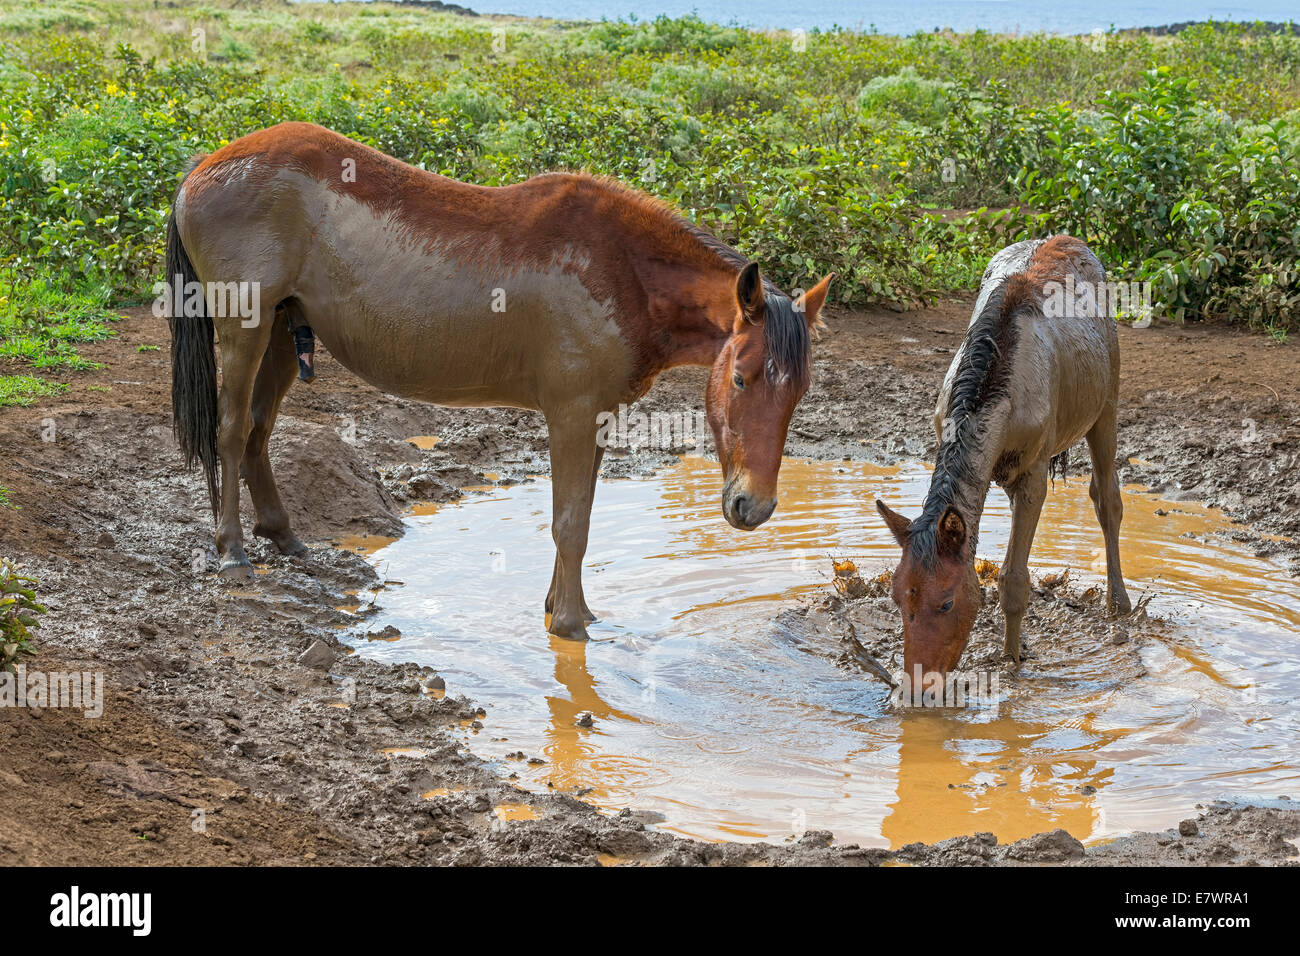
top-left (875, 499), bottom-right (981, 684)
top-left (707, 264), bottom-right (832, 531)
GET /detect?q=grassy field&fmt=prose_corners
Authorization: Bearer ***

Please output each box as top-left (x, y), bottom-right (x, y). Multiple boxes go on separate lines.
top-left (0, 0), bottom-right (1297, 411)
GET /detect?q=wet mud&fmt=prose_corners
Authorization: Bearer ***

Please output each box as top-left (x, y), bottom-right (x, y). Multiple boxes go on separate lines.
top-left (1, 299), bottom-right (1297, 865)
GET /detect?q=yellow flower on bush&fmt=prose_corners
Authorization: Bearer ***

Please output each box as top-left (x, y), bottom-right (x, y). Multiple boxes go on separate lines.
top-left (106, 82), bottom-right (121, 96)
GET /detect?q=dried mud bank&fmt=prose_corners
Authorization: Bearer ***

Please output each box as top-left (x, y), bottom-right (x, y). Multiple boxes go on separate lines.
top-left (1, 301), bottom-right (1297, 866)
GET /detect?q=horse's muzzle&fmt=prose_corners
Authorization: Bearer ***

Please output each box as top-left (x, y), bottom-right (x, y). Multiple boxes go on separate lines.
top-left (722, 482), bottom-right (777, 531)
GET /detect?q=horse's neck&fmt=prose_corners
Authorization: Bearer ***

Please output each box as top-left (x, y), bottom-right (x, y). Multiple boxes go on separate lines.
top-left (935, 410), bottom-right (1007, 559)
top-left (640, 265), bottom-right (738, 373)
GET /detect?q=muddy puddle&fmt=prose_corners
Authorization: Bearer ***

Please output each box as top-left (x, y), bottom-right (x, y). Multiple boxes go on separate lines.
top-left (338, 456), bottom-right (1299, 849)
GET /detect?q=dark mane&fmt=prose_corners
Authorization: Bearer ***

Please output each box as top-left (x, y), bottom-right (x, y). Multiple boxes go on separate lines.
top-left (567, 174), bottom-right (811, 388)
top-left (909, 281), bottom-right (1021, 568)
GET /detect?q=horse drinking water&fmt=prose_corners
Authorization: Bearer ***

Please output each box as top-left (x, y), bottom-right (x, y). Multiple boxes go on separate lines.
top-left (166, 122), bottom-right (832, 640)
top-left (875, 236), bottom-right (1131, 688)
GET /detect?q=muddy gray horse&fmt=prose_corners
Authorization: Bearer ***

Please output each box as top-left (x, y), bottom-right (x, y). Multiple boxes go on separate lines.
top-left (165, 122), bottom-right (832, 640)
top-left (875, 235), bottom-right (1131, 684)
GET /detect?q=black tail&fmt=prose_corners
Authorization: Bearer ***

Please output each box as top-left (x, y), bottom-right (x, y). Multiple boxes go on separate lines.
top-left (165, 173), bottom-right (219, 522)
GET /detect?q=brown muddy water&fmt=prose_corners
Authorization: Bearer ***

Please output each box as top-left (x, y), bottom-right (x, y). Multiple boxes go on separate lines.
top-left (338, 456), bottom-right (1299, 849)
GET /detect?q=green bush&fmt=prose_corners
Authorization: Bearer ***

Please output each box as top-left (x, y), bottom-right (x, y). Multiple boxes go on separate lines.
top-left (1016, 68), bottom-right (1300, 326)
top-left (0, 559), bottom-right (45, 673)
top-left (857, 66), bottom-right (951, 125)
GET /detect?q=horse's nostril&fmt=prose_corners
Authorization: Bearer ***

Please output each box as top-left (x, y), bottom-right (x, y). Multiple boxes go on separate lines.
top-left (733, 495), bottom-right (750, 518)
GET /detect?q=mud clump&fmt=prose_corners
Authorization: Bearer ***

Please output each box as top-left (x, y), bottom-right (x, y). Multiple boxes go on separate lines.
top-left (831, 559), bottom-right (872, 600)
top-left (269, 416), bottom-right (403, 541)
top-left (1004, 828), bottom-right (1086, 862)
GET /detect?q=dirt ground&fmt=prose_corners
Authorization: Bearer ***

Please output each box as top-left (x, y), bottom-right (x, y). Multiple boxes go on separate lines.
top-left (1, 296), bottom-right (1297, 866)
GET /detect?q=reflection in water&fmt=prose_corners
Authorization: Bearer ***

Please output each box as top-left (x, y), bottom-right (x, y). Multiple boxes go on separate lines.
top-left (881, 711), bottom-right (1111, 847)
top-left (342, 456), bottom-right (1300, 848)
top-left (543, 635), bottom-right (644, 801)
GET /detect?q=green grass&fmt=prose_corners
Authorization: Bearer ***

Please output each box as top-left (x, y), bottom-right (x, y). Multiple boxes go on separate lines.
top-left (0, 279), bottom-right (116, 405)
top-left (0, 373), bottom-right (66, 407)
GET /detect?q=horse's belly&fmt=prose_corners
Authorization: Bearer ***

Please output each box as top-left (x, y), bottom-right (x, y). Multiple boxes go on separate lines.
top-left (293, 212), bottom-right (631, 411)
top-left (317, 310), bottom-right (543, 409)
top-left (1012, 314), bottom-right (1114, 456)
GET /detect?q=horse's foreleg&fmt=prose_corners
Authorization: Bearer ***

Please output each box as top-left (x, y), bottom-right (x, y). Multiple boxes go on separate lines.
top-left (1086, 412), bottom-right (1132, 615)
top-left (243, 315), bottom-right (305, 556)
top-left (546, 442), bottom-right (604, 622)
top-left (545, 412), bottom-right (600, 640)
top-left (215, 318), bottom-right (273, 579)
top-left (1000, 461), bottom-right (1048, 664)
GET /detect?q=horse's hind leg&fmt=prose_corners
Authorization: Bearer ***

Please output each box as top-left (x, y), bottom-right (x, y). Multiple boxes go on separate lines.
top-left (242, 307), bottom-right (305, 557)
top-left (1086, 410), bottom-right (1132, 615)
top-left (545, 411), bottom-right (600, 640)
top-left (546, 442), bottom-right (604, 623)
top-left (1000, 460), bottom-right (1048, 664)
top-left (214, 313), bottom-right (274, 578)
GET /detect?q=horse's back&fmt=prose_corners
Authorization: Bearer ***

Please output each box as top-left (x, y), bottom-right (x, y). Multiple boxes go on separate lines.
top-left (1005, 236), bottom-right (1118, 459)
top-left (937, 236), bottom-right (1119, 468)
top-left (174, 123), bottom-right (637, 414)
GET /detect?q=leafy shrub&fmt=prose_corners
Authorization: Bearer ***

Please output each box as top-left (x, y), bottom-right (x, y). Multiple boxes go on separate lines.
top-left (0, 559), bottom-right (45, 673)
top-left (581, 15), bottom-right (744, 54)
top-left (1017, 68), bottom-right (1300, 326)
top-left (857, 67), bottom-right (951, 125)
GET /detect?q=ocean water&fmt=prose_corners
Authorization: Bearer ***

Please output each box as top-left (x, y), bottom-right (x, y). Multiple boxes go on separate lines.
top-left (340, 0), bottom-right (1298, 35)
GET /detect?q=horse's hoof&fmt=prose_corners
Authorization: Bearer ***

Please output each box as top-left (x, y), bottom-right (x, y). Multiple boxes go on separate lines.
top-left (254, 524), bottom-right (308, 557)
top-left (276, 534), bottom-right (308, 557)
top-left (218, 558), bottom-right (254, 581)
top-left (546, 616), bottom-right (590, 641)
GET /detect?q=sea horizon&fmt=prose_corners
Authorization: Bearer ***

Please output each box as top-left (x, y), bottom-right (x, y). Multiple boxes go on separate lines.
top-left (293, 0), bottom-right (1299, 36)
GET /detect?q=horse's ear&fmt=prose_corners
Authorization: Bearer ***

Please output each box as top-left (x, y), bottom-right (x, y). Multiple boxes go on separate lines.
top-left (876, 499), bottom-right (911, 547)
top-left (800, 273), bottom-right (834, 337)
top-left (937, 507), bottom-right (967, 557)
top-left (736, 262), bottom-right (765, 324)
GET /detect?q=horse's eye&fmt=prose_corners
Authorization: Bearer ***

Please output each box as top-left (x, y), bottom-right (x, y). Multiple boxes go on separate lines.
top-left (938, 598), bottom-right (954, 614)
top-left (732, 372), bottom-right (745, 390)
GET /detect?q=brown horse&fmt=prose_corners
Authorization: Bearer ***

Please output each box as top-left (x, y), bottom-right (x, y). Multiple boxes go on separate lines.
top-left (166, 122), bottom-right (831, 640)
top-left (875, 236), bottom-right (1131, 686)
